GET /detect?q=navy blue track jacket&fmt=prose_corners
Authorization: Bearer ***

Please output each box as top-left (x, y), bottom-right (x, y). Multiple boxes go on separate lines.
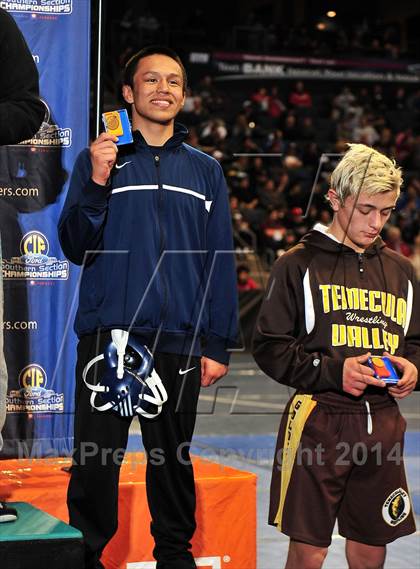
top-left (58, 124), bottom-right (238, 364)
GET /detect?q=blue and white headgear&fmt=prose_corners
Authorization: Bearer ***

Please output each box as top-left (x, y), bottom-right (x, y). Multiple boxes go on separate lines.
top-left (82, 330), bottom-right (168, 418)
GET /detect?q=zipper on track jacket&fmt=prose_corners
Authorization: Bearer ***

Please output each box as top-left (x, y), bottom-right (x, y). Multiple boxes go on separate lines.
top-left (154, 154), bottom-right (169, 329)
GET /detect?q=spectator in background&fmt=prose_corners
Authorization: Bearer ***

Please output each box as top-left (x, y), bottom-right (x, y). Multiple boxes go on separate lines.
top-left (395, 128), bottom-right (414, 166)
top-left (391, 87), bottom-right (407, 111)
top-left (319, 209), bottom-right (333, 226)
top-left (282, 113), bottom-right (299, 141)
top-left (353, 115), bottom-right (379, 146)
top-left (229, 195), bottom-right (241, 217)
top-left (282, 153), bottom-right (303, 172)
top-left (237, 264), bottom-right (259, 291)
top-left (251, 86), bottom-right (270, 112)
top-left (185, 127), bottom-right (202, 151)
top-left (372, 84), bottom-right (387, 111)
top-left (386, 225), bottom-right (412, 257)
top-left (184, 95), bottom-right (208, 127)
top-left (280, 229), bottom-right (298, 253)
top-left (302, 141), bottom-right (320, 169)
top-left (197, 75), bottom-right (221, 110)
top-left (395, 188), bottom-right (419, 245)
top-left (299, 116), bottom-right (316, 142)
top-left (200, 118), bottom-right (228, 153)
top-left (334, 86), bottom-right (356, 114)
top-left (268, 86), bottom-right (286, 121)
top-left (407, 89), bottom-right (420, 115)
top-left (265, 128), bottom-right (286, 153)
top-left (357, 86), bottom-right (372, 110)
top-left (410, 234), bottom-right (420, 282)
top-left (409, 132), bottom-right (420, 171)
top-left (181, 87), bottom-right (196, 114)
top-left (231, 112), bottom-right (252, 145)
top-left (289, 81), bottom-right (312, 109)
top-left (336, 110), bottom-right (358, 141)
top-left (242, 134), bottom-right (262, 154)
top-left (231, 175), bottom-right (256, 206)
top-left (232, 212), bottom-right (257, 251)
top-left (398, 177), bottom-right (420, 211)
top-left (261, 209), bottom-right (287, 260)
top-left (377, 127), bottom-right (393, 154)
top-left (248, 156), bottom-right (268, 186)
top-left (258, 178), bottom-right (286, 211)
top-left (285, 206), bottom-right (309, 238)
top-left (230, 175), bottom-right (266, 228)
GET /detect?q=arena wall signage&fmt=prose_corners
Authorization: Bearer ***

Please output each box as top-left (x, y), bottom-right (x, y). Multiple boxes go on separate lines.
top-left (189, 51), bottom-right (420, 83)
top-left (0, 4), bottom-right (90, 457)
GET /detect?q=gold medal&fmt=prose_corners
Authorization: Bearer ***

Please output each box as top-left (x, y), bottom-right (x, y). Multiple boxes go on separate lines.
top-left (103, 111), bottom-right (123, 136)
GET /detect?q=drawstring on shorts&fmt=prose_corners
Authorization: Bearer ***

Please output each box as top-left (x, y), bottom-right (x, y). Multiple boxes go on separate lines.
top-left (365, 400), bottom-right (373, 435)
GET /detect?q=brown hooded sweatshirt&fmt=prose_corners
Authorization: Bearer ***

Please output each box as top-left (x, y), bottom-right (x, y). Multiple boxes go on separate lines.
top-left (253, 224), bottom-right (420, 409)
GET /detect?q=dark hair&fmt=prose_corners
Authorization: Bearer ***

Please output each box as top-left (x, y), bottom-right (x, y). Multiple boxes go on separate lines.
top-left (123, 45), bottom-right (187, 92)
top-left (236, 264), bottom-right (250, 274)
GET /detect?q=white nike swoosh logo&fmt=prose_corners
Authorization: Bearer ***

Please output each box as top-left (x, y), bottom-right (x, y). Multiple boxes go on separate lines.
top-left (115, 161), bottom-right (132, 169)
top-left (179, 366), bottom-right (196, 375)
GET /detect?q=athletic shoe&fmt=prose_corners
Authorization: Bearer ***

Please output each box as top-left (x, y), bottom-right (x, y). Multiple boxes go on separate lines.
top-left (0, 501), bottom-right (18, 522)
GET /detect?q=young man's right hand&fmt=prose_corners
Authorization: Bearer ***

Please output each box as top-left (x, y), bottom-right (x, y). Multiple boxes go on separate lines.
top-left (90, 132), bottom-right (118, 186)
top-left (342, 352), bottom-right (385, 397)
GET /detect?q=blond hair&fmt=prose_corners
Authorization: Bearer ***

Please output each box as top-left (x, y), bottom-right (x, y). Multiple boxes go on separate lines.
top-left (330, 143), bottom-right (402, 204)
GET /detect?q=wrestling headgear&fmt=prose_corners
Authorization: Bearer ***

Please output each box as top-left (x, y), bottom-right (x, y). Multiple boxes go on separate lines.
top-left (82, 330), bottom-right (168, 418)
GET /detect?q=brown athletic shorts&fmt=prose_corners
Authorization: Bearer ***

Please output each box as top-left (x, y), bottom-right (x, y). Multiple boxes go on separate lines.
top-left (269, 393), bottom-right (416, 547)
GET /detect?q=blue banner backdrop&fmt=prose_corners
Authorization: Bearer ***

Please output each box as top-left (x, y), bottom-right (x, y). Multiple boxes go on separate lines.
top-left (0, 0), bottom-right (90, 457)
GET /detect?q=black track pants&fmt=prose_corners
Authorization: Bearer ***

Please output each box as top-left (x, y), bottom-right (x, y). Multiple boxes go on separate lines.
top-left (67, 332), bottom-right (201, 569)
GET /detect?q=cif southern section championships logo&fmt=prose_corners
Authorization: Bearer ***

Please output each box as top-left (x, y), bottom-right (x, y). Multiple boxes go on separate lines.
top-left (19, 100), bottom-right (72, 147)
top-left (1, 1), bottom-right (72, 14)
top-left (2, 231), bottom-right (69, 280)
top-left (7, 364), bottom-right (64, 414)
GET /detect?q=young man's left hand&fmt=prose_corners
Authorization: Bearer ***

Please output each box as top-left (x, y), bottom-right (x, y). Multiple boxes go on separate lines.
top-left (201, 357), bottom-right (228, 387)
top-left (383, 352), bottom-right (418, 399)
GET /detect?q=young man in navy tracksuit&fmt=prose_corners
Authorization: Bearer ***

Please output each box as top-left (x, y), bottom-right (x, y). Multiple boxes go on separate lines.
top-left (58, 46), bottom-right (238, 569)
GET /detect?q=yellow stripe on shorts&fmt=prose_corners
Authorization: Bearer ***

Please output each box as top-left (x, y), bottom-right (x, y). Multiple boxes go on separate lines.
top-left (274, 394), bottom-right (317, 529)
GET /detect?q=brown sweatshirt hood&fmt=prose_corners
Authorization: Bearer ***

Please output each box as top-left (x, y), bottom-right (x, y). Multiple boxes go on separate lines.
top-left (301, 223), bottom-right (386, 256)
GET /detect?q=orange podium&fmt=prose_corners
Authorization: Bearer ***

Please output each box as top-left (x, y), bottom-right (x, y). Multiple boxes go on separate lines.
top-left (0, 454), bottom-right (257, 568)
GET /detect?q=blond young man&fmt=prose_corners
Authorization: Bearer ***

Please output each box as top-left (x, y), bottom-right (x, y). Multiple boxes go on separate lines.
top-left (253, 144), bottom-right (419, 569)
